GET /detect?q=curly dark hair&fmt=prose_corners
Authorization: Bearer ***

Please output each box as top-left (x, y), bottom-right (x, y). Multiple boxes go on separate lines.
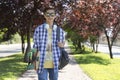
top-left (43, 7), bottom-right (56, 13)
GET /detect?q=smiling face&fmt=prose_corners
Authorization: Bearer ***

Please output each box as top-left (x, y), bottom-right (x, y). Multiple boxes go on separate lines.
top-left (44, 9), bottom-right (56, 22)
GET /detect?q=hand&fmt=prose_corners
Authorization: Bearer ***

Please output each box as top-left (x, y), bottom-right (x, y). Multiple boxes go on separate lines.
top-left (58, 42), bottom-right (65, 48)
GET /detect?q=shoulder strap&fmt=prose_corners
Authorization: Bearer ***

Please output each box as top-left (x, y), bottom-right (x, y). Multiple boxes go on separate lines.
top-left (42, 24), bottom-right (45, 39)
top-left (56, 26), bottom-right (65, 50)
top-left (56, 26), bottom-right (60, 42)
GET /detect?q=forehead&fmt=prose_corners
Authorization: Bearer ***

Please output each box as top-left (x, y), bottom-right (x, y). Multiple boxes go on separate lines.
top-left (46, 9), bottom-right (55, 13)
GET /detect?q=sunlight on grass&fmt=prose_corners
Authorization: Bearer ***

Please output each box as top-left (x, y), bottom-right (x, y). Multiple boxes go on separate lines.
top-left (0, 53), bottom-right (27, 80)
top-left (74, 52), bottom-right (120, 80)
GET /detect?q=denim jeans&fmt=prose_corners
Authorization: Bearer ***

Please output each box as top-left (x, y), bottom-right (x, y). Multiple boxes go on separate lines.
top-left (38, 68), bottom-right (58, 80)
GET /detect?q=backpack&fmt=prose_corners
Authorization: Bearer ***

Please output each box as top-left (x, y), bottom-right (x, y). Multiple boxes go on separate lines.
top-left (56, 27), bottom-right (70, 70)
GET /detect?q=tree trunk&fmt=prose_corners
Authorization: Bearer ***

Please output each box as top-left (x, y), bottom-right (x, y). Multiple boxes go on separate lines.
top-left (21, 35), bottom-right (25, 54)
top-left (26, 27), bottom-right (31, 53)
top-left (95, 37), bottom-right (99, 53)
top-left (73, 40), bottom-right (78, 51)
top-left (92, 43), bottom-right (95, 52)
top-left (24, 25), bottom-right (31, 62)
top-left (105, 32), bottom-right (113, 59)
top-left (78, 40), bottom-right (82, 50)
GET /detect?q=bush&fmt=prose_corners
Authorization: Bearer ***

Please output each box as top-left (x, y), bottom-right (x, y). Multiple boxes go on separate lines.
top-left (11, 33), bottom-right (21, 44)
top-left (0, 33), bottom-right (21, 44)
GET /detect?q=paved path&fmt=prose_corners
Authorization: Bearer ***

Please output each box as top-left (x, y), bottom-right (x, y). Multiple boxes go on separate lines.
top-left (17, 42), bottom-right (92, 80)
top-left (86, 43), bottom-right (120, 58)
top-left (0, 43), bottom-right (32, 57)
top-left (98, 44), bottom-right (120, 58)
top-left (0, 44), bottom-right (21, 57)
top-left (17, 55), bottom-right (92, 80)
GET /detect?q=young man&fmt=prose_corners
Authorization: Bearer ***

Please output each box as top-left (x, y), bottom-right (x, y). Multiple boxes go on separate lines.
top-left (33, 7), bottom-right (65, 80)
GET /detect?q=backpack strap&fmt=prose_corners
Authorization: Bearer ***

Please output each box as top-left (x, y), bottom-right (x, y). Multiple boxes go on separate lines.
top-left (56, 26), bottom-right (64, 50)
top-left (56, 26), bottom-right (60, 42)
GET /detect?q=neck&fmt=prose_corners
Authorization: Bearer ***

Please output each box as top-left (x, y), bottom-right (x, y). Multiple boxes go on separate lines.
top-left (46, 20), bottom-right (54, 28)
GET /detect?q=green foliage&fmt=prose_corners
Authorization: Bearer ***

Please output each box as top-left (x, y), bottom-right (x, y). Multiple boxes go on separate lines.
top-left (0, 32), bottom-right (4, 41)
top-left (0, 33), bottom-right (21, 44)
top-left (0, 54), bottom-right (27, 80)
top-left (0, 28), bottom-right (8, 42)
top-left (74, 51), bottom-right (120, 80)
top-left (11, 33), bottom-right (21, 44)
top-left (68, 40), bottom-right (86, 54)
top-left (89, 35), bottom-right (97, 44)
top-left (66, 30), bottom-right (87, 52)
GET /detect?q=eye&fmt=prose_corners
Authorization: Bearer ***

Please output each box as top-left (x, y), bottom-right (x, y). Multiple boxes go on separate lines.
top-left (45, 13), bottom-right (55, 17)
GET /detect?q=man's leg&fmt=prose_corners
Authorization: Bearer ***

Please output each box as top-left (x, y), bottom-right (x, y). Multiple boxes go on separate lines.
top-left (48, 69), bottom-right (58, 80)
top-left (38, 69), bottom-right (48, 80)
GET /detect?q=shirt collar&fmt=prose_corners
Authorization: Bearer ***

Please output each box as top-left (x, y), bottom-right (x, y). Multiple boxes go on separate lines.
top-left (44, 23), bottom-right (57, 31)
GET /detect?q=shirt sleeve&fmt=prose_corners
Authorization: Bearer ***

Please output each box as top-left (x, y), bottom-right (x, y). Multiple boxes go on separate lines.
top-left (60, 28), bottom-right (66, 42)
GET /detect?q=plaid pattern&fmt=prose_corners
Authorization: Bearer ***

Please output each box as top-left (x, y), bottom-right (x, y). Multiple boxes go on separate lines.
top-left (33, 23), bottom-right (65, 73)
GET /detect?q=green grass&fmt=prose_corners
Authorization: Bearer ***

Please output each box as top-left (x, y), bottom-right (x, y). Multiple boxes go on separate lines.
top-left (0, 54), bottom-right (27, 80)
top-left (74, 51), bottom-right (120, 80)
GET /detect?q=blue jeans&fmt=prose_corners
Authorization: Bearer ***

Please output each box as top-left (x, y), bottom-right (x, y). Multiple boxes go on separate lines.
top-left (38, 68), bottom-right (58, 80)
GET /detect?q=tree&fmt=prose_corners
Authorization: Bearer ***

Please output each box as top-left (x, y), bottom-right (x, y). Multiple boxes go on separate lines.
top-left (1, 0), bottom-right (120, 59)
top-left (91, 0), bottom-right (120, 58)
top-left (0, 0), bottom-right (17, 41)
top-left (64, 0), bottom-right (120, 58)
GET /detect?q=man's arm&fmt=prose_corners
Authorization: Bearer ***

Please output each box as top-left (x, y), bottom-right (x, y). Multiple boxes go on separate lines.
top-left (58, 28), bottom-right (66, 48)
top-left (33, 28), bottom-right (39, 50)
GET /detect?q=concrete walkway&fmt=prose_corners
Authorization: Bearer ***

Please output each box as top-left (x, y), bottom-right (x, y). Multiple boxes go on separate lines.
top-left (0, 44), bottom-right (21, 57)
top-left (17, 55), bottom-right (92, 80)
top-left (17, 42), bottom-right (92, 80)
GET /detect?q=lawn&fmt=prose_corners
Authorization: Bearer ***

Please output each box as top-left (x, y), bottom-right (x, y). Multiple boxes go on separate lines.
top-left (74, 51), bottom-right (120, 80)
top-left (0, 54), bottom-right (27, 80)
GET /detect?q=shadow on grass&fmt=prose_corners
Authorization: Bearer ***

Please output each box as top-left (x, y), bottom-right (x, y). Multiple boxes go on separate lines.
top-left (74, 51), bottom-right (111, 65)
top-left (0, 54), bottom-right (27, 80)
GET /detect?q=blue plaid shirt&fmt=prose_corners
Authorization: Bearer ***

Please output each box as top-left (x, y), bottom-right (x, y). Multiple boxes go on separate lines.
top-left (33, 23), bottom-right (65, 73)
